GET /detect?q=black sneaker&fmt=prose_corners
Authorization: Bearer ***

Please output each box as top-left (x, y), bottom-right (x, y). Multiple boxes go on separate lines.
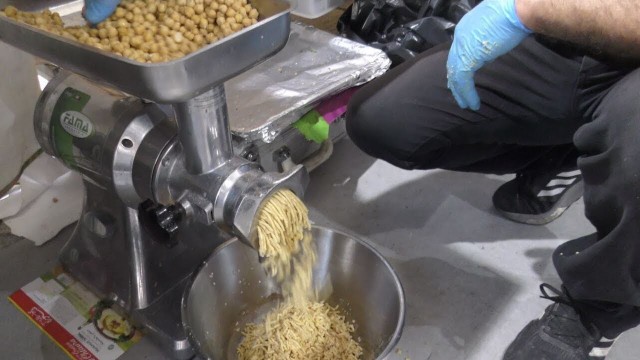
top-left (493, 170), bottom-right (583, 225)
top-left (504, 284), bottom-right (617, 360)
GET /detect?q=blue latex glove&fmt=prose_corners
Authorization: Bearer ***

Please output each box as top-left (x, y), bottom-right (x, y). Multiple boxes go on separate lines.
top-left (84, 0), bottom-right (120, 25)
top-left (446, 0), bottom-right (532, 111)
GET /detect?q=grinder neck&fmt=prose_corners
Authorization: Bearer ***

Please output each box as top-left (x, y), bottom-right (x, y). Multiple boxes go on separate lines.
top-left (173, 85), bottom-right (233, 175)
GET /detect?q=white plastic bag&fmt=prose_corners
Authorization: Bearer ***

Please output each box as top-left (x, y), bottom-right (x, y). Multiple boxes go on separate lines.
top-left (0, 42), bottom-right (40, 193)
top-left (0, 43), bottom-right (84, 245)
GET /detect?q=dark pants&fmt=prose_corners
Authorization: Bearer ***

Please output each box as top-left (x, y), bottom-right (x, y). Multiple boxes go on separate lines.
top-left (346, 37), bottom-right (640, 338)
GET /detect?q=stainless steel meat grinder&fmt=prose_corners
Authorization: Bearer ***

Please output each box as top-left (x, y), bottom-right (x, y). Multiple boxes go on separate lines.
top-left (0, 0), bottom-right (305, 357)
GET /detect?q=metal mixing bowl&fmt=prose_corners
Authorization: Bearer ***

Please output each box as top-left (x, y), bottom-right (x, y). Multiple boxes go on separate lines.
top-left (182, 225), bottom-right (405, 360)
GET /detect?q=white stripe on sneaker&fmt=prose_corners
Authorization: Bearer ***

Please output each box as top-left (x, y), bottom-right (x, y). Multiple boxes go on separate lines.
top-left (557, 170), bottom-right (581, 177)
top-left (537, 187), bottom-right (565, 197)
top-left (589, 346), bottom-right (610, 357)
top-left (546, 178), bottom-right (577, 187)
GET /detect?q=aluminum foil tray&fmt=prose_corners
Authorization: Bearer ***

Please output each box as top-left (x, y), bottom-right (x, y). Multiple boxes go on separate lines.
top-left (0, 0), bottom-right (290, 103)
top-left (226, 23), bottom-right (391, 143)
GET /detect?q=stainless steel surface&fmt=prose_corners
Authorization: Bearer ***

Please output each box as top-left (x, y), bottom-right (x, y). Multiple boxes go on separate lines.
top-left (233, 116), bottom-right (347, 173)
top-left (226, 23), bottom-right (391, 143)
top-left (34, 71), bottom-right (175, 206)
top-left (154, 140), bottom-right (310, 246)
top-left (174, 86), bottom-right (233, 175)
top-left (182, 225), bottom-right (405, 360)
top-left (57, 176), bottom-right (228, 358)
top-left (34, 71), bottom-right (143, 185)
top-left (58, 177), bottom-right (228, 311)
top-left (0, 0), bottom-right (291, 103)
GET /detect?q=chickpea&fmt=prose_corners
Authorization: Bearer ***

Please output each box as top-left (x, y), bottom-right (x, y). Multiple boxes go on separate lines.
top-left (4, 6), bottom-right (18, 17)
top-left (134, 25), bottom-right (145, 35)
top-left (114, 7), bottom-right (126, 18)
top-left (52, 13), bottom-right (63, 25)
top-left (206, 33), bottom-right (218, 43)
top-left (131, 35), bottom-right (144, 48)
top-left (98, 28), bottom-right (109, 39)
top-left (167, 40), bottom-right (179, 52)
top-left (4, 0), bottom-right (260, 63)
top-left (150, 53), bottom-right (163, 63)
top-left (159, 25), bottom-right (170, 36)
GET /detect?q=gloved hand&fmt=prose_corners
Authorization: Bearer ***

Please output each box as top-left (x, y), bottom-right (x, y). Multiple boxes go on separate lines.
top-left (84, 0), bottom-right (120, 25)
top-left (446, 0), bottom-right (532, 111)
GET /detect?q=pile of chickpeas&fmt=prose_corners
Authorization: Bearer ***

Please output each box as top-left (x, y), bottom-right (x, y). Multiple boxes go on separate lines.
top-left (1, 0), bottom-right (260, 63)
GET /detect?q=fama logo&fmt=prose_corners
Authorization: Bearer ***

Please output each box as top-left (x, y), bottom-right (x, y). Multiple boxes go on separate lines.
top-left (60, 111), bottom-right (93, 138)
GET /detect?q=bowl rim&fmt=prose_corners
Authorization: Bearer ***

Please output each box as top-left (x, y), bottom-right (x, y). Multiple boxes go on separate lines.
top-left (181, 224), bottom-right (406, 360)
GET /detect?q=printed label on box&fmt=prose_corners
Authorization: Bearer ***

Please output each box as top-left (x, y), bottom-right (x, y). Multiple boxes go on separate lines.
top-left (9, 266), bottom-right (143, 360)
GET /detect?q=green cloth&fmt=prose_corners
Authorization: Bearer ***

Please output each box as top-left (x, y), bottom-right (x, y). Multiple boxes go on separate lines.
top-left (293, 110), bottom-right (330, 143)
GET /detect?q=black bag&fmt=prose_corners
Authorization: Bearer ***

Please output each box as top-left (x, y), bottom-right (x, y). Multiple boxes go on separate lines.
top-left (338, 0), bottom-right (480, 66)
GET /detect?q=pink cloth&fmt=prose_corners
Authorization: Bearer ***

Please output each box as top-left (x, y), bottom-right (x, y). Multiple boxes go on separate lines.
top-left (316, 87), bottom-right (359, 124)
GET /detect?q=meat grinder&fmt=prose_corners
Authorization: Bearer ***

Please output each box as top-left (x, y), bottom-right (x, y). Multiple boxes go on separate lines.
top-left (0, 0), bottom-right (306, 358)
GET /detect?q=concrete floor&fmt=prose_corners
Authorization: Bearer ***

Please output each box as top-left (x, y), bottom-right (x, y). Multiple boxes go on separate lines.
top-left (2, 138), bottom-right (639, 359)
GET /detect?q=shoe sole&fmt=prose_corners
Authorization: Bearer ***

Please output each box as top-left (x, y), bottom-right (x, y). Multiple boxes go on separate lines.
top-left (496, 181), bottom-right (584, 225)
